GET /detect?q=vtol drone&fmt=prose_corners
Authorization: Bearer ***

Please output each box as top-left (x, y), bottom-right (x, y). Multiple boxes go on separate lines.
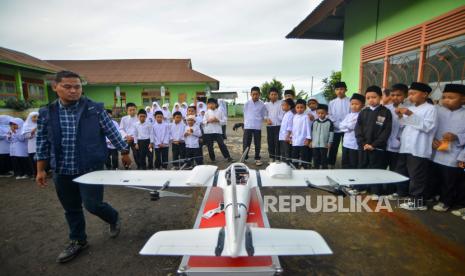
top-left (75, 158), bottom-right (407, 259)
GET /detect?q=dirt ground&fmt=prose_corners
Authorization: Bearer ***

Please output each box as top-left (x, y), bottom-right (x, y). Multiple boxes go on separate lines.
top-left (1, 118), bottom-right (465, 276)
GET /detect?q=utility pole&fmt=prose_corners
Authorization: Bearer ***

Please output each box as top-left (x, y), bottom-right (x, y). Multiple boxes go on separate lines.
top-left (310, 76), bottom-right (314, 97)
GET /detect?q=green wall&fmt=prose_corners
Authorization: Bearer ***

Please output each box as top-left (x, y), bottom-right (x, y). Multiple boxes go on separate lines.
top-left (83, 83), bottom-right (209, 110)
top-left (341, 0), bottom-right (465, 93)
top-left (0, 65), bottom-right (50, 107)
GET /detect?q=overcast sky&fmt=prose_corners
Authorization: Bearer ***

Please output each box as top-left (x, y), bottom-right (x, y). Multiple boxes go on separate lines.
top-left (0, 0), bottom-right (342, 102)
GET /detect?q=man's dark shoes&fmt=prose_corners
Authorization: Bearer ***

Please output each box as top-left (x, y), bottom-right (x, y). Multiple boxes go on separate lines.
top-left (109, 215), bottom-right (121, 238)
top-left (56, 240), bottom-right (88, 263)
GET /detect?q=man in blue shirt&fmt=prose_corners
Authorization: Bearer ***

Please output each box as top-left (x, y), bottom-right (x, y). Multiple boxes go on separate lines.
top-left (36, 71), bottom-right (131, 263)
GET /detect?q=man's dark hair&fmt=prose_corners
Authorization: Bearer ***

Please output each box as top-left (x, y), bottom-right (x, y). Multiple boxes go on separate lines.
top-left (154, 111), bottom-right (163, 116)
top-left (55, 70), bottom-right (81, 83)
top-left (173, 111), bottom-right (182, 117)
top-left (284, 89), bottom-right (295, 96)
top-left (251, 86), bottom-right (261, 93)
top-left (188, 105), bottom-right (196, 110)
top-left (391, 83), bottom-right (409, 96)
top-left (269, 87), bottom-right (278, 94)
top-left (105, 109), bottom-right (113, 115)
top-left (126, 102), bottom-right (136, 109)
top-left (137, 109), bottom-right (147, 116)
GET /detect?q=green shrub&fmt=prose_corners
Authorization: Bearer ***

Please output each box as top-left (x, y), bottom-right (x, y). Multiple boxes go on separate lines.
top-left (4, 98), bottom-right (34, 111)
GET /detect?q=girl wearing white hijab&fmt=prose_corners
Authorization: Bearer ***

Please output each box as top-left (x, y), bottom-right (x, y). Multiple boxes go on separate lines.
top-left (151, 101), bottom-right (162, 113)
top-left (161, 103), bottom-right (171, 122)
top-left (22, 111), bottom-right (39, 177)
top-left (196, 101), bottom-right (207, 115)
top-left (7, 118), bottom-right (31, 179)
top-left (180, 102), bottom-right (188, 118)
top-left (218, 99), bottom-right (228, 139)
top-left (145, 106), bottom-right (154, 124)
top-left (0, 115), bottom-right (13, 176)
top-left (172, 102), bottom-right (181, 118)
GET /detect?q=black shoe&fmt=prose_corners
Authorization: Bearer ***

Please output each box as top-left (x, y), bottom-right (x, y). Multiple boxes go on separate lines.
top-left (109, 215), bottom-right (121, 238)
top-left (56, 240), bottom-right (88, 263)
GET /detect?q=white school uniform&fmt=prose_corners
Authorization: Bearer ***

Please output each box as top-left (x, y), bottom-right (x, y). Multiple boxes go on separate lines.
top-left (7, 118), bottom-right (28, 157)
top-left (22, 112), bottom-right (39, 154)
top-left (339, 112), bottom-right (359, 150)
top-left (203, 109), bottom-right (225, 134)
top-left (431, 105), bottom-right (465, 167)
top-left (243, 99), bottom-right (266, 130)
top-left (218, 100), bottom-right (228, 127)
top-left (328, 97), bottom-right (351, 132)
top-left (0, 115), bottom-right (13, 154)
top-left (291, 113), bottom-right (312, 146)
top-left (264, 100), bottom-right (284, 126)
top-left (305, 109), bottom-right (318, 121)
top-left (279, 110), bottom-right (294, 141)
top-left (133, 121), bottom-right (152, 143)
top-left (458, 147), bottom-right (465, 163)
top-left (399, 102), bottom-right (437, 159)
top-left (150, 121), bottom-right (170, 148)
top-left (184, 124), bottom-right (202, 149)
top-left (119, 115), bottom-right (138, 139)
top-left (170, 121), bottom-right (186, 142)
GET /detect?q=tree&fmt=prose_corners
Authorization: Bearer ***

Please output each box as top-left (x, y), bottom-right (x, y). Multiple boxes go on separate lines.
top-left (322, 71), bottom-right (341, 102)
top-left (260, 78), bottom-right (284, 101)
top-left (296, 89), bottom-right (309, 100)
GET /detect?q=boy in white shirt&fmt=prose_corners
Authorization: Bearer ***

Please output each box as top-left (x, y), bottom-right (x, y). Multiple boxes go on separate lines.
top-left (119, 102), bottom-right (139, 168)
top-left (278, 99), bottom-right (295, 162)
top-left (328, 81), bottom-right (350, 168)
top-left (243, 86), bottom-right (266, 165)
top-left (340, 93), bottom-right (364, 169)
top-left (395, 82), bottom-right (437, 211)
top-left (150, 111), bottom-right (170, 169)
top-left (170, 111), bottom-right (186, 169)
top-left (184, 115), bottom-right (203, 167)
top-left (203, 98), bottom-right (232, 162)
top-left (134, 109), bottom-right (153, 170)
top-left (430, 84), bottom-right (465, 212)
top-left (264, 87), bottom-right (283, 162)
top-left (291, 99), bottom-right (312, 168)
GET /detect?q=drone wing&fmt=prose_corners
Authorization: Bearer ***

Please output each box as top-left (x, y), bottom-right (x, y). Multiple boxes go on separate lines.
top-left (74, 165), bottom-right (218, 187)
top-left (259, 163), bottom-right (408, 187)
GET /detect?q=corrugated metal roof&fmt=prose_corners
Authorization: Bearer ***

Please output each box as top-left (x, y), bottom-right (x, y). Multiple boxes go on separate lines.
top-left (47, 59), bottom-right (219, 89)
top-left (0, 46), bottom-right (63, 73)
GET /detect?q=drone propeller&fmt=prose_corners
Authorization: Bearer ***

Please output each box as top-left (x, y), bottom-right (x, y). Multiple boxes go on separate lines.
top-left (162, 156), bottom-right (203, 164)
top-left (126, 181), bottom-right (191, 201)
top-left (269, 154), bottom-right (313, 165)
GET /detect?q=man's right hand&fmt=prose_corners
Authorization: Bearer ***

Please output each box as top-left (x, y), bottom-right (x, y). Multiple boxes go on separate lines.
top-left (36, 170), bottom-right (48, 188)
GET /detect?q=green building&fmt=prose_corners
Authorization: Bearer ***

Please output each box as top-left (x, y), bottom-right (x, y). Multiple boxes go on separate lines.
top-left (287, 0), bottom-right (465, 99)
top-left (48, 59), bottom-right (219, 111)
top-left (0, 47), bottom-right (61, 106)
top-left (0, 46), bottom-right (219, 111)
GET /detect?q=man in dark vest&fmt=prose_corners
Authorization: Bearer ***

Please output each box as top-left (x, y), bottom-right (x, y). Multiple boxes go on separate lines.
top-left (36, 71), bottom-right (131, 263)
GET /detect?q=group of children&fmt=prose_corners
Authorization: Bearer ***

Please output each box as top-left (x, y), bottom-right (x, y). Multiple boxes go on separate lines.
top-left (239, 81), bottom-right (464, 216)
top-left (113, 98), bottom-right (232, 170)
top-left (0, 112), bottom-right (38, 179)
top-left (4, 80), bottom-right (463, 218)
